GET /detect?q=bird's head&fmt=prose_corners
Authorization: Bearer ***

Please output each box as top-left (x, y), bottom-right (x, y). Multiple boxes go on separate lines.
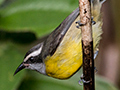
top-left (14, 42), bottom-right (46, 75)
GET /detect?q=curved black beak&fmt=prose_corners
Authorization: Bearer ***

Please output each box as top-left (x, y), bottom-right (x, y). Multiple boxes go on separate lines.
top-left (14, 63), bottom-right (25, 76)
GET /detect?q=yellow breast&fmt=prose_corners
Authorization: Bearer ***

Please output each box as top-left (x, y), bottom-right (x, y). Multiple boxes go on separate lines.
top-left (44, 13), bottom-right (102, 79)
top-left (44, 17), bottom-right (83, 79)
top-left (44, 39), bottom-right (82, 79)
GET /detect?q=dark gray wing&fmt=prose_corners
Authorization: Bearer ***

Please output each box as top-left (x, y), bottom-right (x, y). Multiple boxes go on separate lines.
top-left (41, 8), bottom-right (80, 59)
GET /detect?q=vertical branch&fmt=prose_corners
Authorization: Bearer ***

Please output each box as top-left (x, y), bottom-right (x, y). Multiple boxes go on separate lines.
top-left (79, 0), bottom-right (95, 90)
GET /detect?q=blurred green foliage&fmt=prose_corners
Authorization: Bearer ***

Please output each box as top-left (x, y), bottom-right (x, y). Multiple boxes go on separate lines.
top-left (0, 0), bottom-right (118, 90)
top-left (0, 0), bottom-right (77, 37)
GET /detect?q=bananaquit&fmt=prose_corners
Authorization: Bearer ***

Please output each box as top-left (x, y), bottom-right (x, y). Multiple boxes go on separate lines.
top-left (14, 0), bottom-right (105, 79)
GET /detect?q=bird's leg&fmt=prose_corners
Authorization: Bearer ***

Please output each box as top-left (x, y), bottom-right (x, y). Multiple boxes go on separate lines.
top-left (76, 20), bottom-right (85, 28)
top-left (94, 50), bottom-right (99, 59)
top-left (78, 50), bottom-right (99, 85)
top-left (94, 50), bottom-right (98, 74)
top-left (76, 16), bottom-right (96, 29)
top-left (78, 74), bottom-right (91, 85)
top-left (91, 16), bottom-right (96, 25)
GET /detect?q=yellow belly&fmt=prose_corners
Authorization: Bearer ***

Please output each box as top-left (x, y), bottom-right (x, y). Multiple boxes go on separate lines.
top-left (44, 15), bottom-right (102, 79)
top-left (44, 17), bottom-right (82, 79)
top-left (44, 39), bottom-right (82, 79)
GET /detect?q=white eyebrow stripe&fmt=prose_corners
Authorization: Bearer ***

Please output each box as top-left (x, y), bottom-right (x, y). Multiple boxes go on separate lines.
top-left (24, 46), bottom-right (42, 62)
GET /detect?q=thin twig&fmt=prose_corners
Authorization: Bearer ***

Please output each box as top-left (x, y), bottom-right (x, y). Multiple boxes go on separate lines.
top-left (79, 0), bottom-right (95, 90)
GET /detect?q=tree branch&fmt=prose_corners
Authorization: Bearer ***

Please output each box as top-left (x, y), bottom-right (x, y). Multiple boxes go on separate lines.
top-left (79, 0), bottom-right (95, 90)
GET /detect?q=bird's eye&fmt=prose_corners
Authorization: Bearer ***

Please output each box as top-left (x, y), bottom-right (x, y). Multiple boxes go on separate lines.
top-left (29, 57), bottom-right (35, 63)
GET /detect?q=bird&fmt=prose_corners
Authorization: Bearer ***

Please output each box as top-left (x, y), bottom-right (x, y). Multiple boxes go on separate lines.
top-left (14, 0), bottom-right (105, 79)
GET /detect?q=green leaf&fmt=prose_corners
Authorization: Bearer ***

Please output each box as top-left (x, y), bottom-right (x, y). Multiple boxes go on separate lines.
top-left (0, 42), bottom-right (25, 90)
top-left (0, 0), bottom-right (78, 37)
top-left (0, 0), bottom-right (4, 5)
top-left (17, 70), bottom-right (83, 90)
top-left (17, 70), bottom-right (118, 90)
